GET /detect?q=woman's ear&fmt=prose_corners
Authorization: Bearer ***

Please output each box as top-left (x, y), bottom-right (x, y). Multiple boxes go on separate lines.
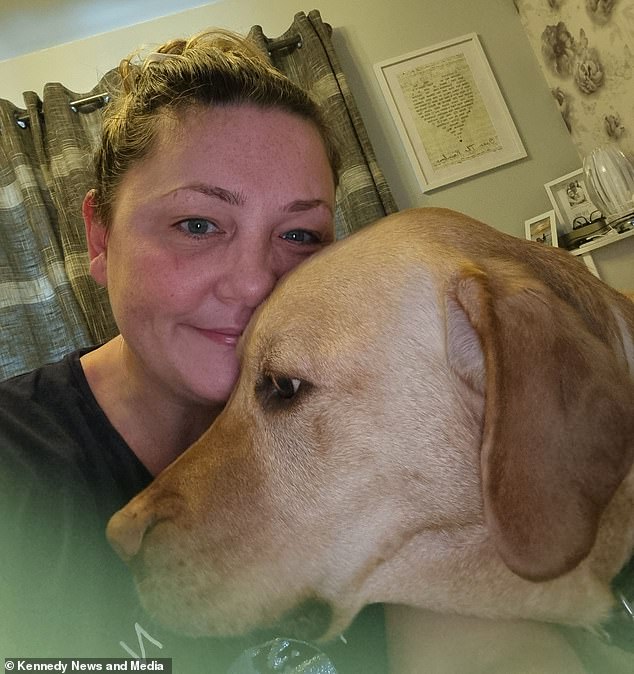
top-left (83, 190), bottom-right (108, 286)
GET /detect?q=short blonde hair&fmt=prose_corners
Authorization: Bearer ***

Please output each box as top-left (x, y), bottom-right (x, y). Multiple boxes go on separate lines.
top-left (93, 29), bottom-right (340, 225)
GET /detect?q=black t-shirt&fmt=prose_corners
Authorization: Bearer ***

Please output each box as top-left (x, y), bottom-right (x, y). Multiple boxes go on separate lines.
top-left (0, 351), bottom-right (387, 673)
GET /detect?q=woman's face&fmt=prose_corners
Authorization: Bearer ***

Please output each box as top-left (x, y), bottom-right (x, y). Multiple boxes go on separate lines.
top-left (87, 104), bottom-right (336, 405)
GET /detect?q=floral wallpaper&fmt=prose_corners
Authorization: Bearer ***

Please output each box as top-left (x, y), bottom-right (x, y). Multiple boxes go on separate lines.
top-left (514, 0), bottom-right (634, 161)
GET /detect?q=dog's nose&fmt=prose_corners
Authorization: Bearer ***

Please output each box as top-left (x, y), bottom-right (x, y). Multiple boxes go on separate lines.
top-left (106, 504), bottom-right (156, 562)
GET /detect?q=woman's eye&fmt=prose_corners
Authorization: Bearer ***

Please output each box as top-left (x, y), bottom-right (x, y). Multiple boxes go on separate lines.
top-left (281, 229), bottom-right (321, 245)
top-left (177, 218), bottom-right (218, 236)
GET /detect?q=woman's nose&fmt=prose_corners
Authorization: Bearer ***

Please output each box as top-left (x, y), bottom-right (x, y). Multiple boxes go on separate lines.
top-left (215, 242), bottom-right (279, 308)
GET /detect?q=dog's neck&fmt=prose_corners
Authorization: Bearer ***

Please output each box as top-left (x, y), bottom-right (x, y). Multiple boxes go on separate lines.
top-left (370, 468), bottom-right (634, 630)
top-left (372, 523), bottom-right (613, 628)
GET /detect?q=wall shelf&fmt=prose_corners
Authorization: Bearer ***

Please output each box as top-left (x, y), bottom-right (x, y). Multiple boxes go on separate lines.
top-left (570, 226), bottom-right (634, 256)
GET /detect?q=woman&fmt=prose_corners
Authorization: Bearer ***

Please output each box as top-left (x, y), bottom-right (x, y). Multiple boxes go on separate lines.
top-left (0, 30), bottom-right (386, 673)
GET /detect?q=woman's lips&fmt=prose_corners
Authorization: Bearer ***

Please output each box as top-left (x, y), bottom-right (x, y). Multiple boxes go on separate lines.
top-left (193, 327), bottom-right (242, 346)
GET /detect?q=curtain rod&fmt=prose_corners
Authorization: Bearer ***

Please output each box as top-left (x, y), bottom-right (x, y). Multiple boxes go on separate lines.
top-left (267, 33), bottom-right (302, 53)
top-left (15, 93), bottom-right (111, 129)
top-left (14, 33), bottom-right (301, 129)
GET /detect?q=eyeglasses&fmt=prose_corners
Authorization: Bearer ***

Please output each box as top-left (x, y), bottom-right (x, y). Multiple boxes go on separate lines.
top-left (573, 210), bottom-right (604, 229)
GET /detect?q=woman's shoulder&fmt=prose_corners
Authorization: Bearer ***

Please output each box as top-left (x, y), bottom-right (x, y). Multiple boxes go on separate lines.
top-left (1, 348), bottom-right (89, 405)
top-left (2, 346), bottom-right (90, 392)
top-left (0, 349), bottom-right (103, 454)
top-left (0, 348), bottom-right (150, 504)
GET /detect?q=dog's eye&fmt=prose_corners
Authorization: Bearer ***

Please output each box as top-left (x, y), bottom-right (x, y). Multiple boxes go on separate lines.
top-left (256, 373), bottom-right (308, 410)
top-left (271, 374), bottom-right (301, 399)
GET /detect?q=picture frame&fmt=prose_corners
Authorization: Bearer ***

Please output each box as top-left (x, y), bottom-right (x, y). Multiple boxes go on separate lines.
top-left (374, 33), bottom-right (526, 191)
top-left (544, 169), bottom-right (600, 232)
top-left (524, 210), bottom-right (558, 247)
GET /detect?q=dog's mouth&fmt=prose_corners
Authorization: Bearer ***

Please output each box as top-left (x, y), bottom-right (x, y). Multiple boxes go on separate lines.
top-left (136, 590), bottom-right (333, 644)
top-left (270, 597), bottom-right (333, 642)
top-left (129, 548), bottom-right (333, 643)
top-left (227, 597), bottom-right (334, 647)
top-left (113, 498), bottom-right (335, 643)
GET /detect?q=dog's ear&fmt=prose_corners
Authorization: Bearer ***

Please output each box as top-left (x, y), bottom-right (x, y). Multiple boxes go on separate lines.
top-left (446, 264), bottom-right (634, 581)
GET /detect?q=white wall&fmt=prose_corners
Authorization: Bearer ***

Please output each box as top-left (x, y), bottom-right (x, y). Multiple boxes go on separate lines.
top-left (2, 0), bottom-right (631, 288)
top-left (0, 0), bottom-right (213, 60)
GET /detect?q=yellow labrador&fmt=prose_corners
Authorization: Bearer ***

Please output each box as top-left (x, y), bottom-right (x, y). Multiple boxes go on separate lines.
top-left (107, 208), bottom-right (634, 672)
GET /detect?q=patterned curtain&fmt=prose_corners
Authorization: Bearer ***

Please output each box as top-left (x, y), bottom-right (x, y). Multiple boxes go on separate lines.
top-left (250, 10), bottom-right (397, 239)
top-left (0, 79), bottom-right (119, 381)
top-left (0, 10), bottom-right (396, 380)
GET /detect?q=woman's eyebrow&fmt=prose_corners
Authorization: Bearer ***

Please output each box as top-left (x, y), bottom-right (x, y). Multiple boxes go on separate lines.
top-left (284, 199), bottom-right (333, 216)
top-left (169, 185), bottom-right (332, 216)
top-left (171, 183), bottom-right (246, 206)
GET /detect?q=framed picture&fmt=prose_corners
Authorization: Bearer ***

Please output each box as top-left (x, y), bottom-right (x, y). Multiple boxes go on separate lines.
top-left (524, 210), bottom-right (558, 247)
top-left (374, 33), bottom-right (526, 191)
top-left (544, 169), bottom-right (600, 232)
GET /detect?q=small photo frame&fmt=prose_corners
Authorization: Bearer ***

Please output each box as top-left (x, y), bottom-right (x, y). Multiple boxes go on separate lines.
top-left (374, 33), bottom-right (526, 191)
top-left (525, 210), bottom-right (558, 246)
top-left (544, 169), bottom-right (599, 232)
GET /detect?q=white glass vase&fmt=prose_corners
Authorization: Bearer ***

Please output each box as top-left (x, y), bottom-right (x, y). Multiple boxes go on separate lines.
top-left (583, 144), bottom-right (634, 224)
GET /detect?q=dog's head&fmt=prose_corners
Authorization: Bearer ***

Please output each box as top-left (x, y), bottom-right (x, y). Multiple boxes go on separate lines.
top-left (107, 208), bottom-right (634, 641)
